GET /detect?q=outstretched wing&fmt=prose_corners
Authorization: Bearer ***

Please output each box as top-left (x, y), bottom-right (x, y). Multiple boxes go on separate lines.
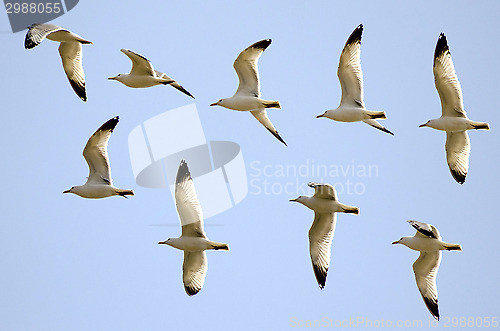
top-left (58, 42), bottom-right (87, 101)
top-left (309, 212), bottom-right (336, 289)
top-left (445, 131), bottom-right (470, 184)
top-left (413, 251), bottom-right (441, 320)
top-left (338, 24), bottom-right (364, 108)
top-left (433, 33), bottom-right (466, 118)
top-left (233, 39), bottom-right (272, 97)
top-left (408, 220), bottom-right (441, 240)
top-left (308, 182), bottom-right (337, 200)
top-left (25, 23), bottom-right (63, 49)
top-left (83, 117), bottom-right (119, 185)
top-left (121, 49), bottom-right (155, 76)
top-left (175, 160), bottom-right (206, 238)
top-left (182, 251), bottom-right (207, 296)
top-left (250, 109), bottom-right (287, 146)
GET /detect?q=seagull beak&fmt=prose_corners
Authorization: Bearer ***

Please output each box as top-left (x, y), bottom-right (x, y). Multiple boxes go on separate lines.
top-left (158, 241), bottom-right (167, 245)
top-left (108, 76), bottom-right (116, 80)
top-left (316, 114), bottom-right (324, 118)
top-left (392, 240), bottom-right (399, 245)
top-left (289, 198), bottom-right (298, 202)
top-left (209, 102), bottom-right (218, 107)
top-left (418, 123), bottom-right (427, 127)
top-left (63, 189), bottom-right (70, 194)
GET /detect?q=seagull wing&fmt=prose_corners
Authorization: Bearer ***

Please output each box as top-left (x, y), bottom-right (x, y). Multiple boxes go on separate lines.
top-left (175, 160), bottom-right (206, 238)
top-left (309, 212), bottom-right (336, 289)
top-left (445, 131), bottom-right (470, 184)
top-left (182, 251), bottom-right (207, 296)
top-left (413, 251), bottom-right (441, 320)
top-left (121, 49), bottom-right (155, 76)
top-left (58, 42), bottom-right (87, 101)
top-left (363, 119), bottom-right (394, 135)
top-left (83, 117), bottom-right (119, 185)
top-left (433, 33), bottom-right (466, 118)
top-left (250, 109), bottom-right (287, 146)
top-left (233, 39), bottom-right (272, 97)
top-left (408, 220), bottom-right (441, 240)
top-left (308, 182), bottom-right (338, 200)
top-left (338, 24), bottom-right (364, 108)
top-left (155, 71), bottom-right (195, 98)
top-left (25, 23), bottom-right (63, 49)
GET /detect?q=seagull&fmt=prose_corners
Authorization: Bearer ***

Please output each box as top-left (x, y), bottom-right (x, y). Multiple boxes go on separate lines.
top-left (289, 182), bottom-right (359, 289)
top-left (392, 220), bottom-right (462, 321)
top-left (63, 116), bottom-right (134, 199)
top-left (25, 23), bottom-right (92, 102)
top-left (158, 160), bottom-right (229, 296)
top-left (419, 33), bottom-right (490, 184)
top-left (108, 49), bottom-right (195, 98)
top-left (316, 24), bottom-right (393, 135)
top-left (210, 39), bottom-right (287, 146)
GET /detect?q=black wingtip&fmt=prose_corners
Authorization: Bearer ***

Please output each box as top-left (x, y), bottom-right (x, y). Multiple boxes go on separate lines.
top-left (266, 128), bottom-right (287, 146)
top-left (434, 32), bottom-right (449, 60)
top-left (312, 264), bottom-right (327, 290)
top-left (450, 168), bottom-right (466, 184)
top-left (345, 24), bottom-right (363, 46)
top-left (176, 159), bottom-right (192, 184)
top-left (184, 285), bottom-right (200, 296)
top-left (423, 296), bottom-right (440, 321)
top-left (249, 39), bottom-right (272, 51)
top-left (97, 116), bottom-right (119, 133)
top-left (68, 79), bottom-right (87, 102)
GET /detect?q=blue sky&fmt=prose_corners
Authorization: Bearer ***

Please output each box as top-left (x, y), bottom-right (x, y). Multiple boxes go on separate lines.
top-left (1, 1), bottom-right (499, 330)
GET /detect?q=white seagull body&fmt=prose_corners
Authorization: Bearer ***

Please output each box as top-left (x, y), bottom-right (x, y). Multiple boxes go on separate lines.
top-left (63, 116), bottom-right (134, 199)
top-left (317, 24), bottom-right (393, 135)
top-left (393, 220), bottom-right (462, 321)
top-left (108, 49), bottom-right (195, 98)
top-left (290, 182), bottom-right (359, 289)
top-left (25, 23), bottom-right (92, 102)
top-left (210, 39), bottom-right (286, 146)
top-left (419, 33), bottom-right (490, 184)
top-left (158, 160), bottom-right (229, 296)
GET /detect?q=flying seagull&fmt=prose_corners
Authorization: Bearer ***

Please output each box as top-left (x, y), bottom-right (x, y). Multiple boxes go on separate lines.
top-left (108, 49), bottom-right (195, 98)
top-left (210, 39), bottom-right (287, 146)
top-left (25, 23), bottom-right (92, 102)
top-left (316, 24), bottom-right (393, 135)
top-left (158, 160), bottom-right (229, 296)
top-left (63, 116), bottom-right (134, 199)
top-left (290, 182), bottom-right (359, 289)
top-left (419, 33), bottom-right (489, 184)
top-left (392, 220), bottom-right (462, 321)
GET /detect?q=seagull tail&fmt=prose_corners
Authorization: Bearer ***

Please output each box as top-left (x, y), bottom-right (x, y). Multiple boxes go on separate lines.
top-left (211, 243), bottom-right (230, 251)
top-left (263, 100), bottom-right (281, 109)
top-left (117, 189), bottom-right (135, 198)
top-left (366, 111), bottom-right (387, 120)
top-left (341, 205), bottom-right (360, 215)
top-left (443, 243), bottom-right (462, 251)
top-left (472, 122), bottom-right (490, 130)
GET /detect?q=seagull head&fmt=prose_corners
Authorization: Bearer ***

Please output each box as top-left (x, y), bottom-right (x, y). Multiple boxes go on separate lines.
top-left (158, 238), bottom-right (172, 245)
top-left (316, 111), bottom-right (327, 119)
top-left (419, 120), bottom-right (431, 128)
top-left (210, 99), bottom-right (224, 107)
top-left (63, 186), bottom-right (75, 194)
top-left (392, 237), bottom-right (410, 246)
top-left (289, 196), bottom-right (303, 203)
top-left (108, 74), bottom-right (122, 81)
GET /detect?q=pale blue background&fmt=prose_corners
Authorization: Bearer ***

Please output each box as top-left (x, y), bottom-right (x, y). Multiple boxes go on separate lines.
top-left (0, 1), bottom-right (499, 330)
